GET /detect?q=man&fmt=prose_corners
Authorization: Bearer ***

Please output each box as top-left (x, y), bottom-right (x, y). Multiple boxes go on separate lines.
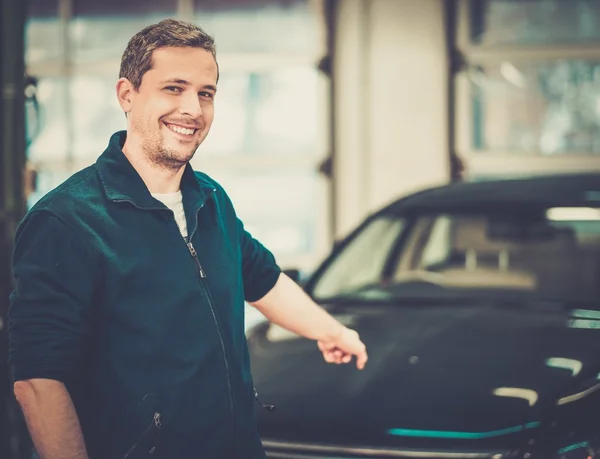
top-left (8, 19), bottom-right (367, 459)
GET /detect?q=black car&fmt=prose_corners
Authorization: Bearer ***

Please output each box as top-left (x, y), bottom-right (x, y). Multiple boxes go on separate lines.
top-left (248, 173), bottom-right (600, 459)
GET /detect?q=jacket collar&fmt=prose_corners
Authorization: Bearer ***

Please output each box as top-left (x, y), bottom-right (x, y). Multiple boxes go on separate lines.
top-left (96, 131), bottom-right (213, 210)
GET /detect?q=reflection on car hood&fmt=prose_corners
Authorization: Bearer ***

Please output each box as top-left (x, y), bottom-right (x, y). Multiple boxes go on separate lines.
top-left (248, 300), bottom-right (600, 450)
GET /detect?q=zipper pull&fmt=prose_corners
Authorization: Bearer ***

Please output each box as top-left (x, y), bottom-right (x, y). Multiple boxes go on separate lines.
top-left (254, 388), bottom-right (275, 412)
top-left (186, 242), bottom-right (207, 278)
top-left (153, 412), bottom-right (162, 428)
top-left (187, 242), bottom-right (197, 257)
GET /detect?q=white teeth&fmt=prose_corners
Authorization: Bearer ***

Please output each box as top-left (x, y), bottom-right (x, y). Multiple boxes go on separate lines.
top-left (167, 124), bottom-right (195, 135)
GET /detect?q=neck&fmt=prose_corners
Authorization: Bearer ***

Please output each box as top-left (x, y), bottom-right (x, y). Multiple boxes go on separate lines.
top-left (122, 135), bottom-right (185, 194)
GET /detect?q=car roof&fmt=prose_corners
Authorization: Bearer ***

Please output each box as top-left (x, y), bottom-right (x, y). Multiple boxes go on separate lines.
top-left (383, 173), bottom-right (600, 215)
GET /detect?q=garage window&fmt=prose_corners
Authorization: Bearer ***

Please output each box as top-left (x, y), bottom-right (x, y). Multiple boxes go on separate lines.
top-left (454, 0), bottom-right (600, 178)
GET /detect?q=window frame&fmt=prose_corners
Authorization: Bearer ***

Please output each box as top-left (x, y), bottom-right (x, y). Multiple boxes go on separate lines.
top-left (454, 0), bottom-right (600, 178)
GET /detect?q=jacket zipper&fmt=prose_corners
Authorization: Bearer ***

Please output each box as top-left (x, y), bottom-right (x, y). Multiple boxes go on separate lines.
top-left (182, 189), bottom-right (236, 450)
top-left (121, 412), bottom-right (162, 459)
top-left (185, 240), bottom-right (236, 446)
top-left (185, 240), bottom-right (234, 400)
top-left (115, 189), bottom-right (236, 446)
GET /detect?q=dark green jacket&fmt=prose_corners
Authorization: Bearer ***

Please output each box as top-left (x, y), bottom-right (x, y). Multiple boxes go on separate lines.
top-left (8, 131), bottom-right (281, 459)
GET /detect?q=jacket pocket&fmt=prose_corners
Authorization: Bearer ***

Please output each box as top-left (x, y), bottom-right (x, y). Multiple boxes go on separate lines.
top-left (121, 412), bottom-right (162, 459)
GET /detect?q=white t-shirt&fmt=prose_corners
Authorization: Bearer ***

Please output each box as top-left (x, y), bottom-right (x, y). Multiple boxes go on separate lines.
top-left (152, 191), bottom-right (188, 238)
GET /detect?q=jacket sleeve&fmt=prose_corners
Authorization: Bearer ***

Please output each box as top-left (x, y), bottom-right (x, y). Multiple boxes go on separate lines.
top-left (237, 218), bottom-right (281, 303)
top-left (8, 211), bottom-right (96, 383)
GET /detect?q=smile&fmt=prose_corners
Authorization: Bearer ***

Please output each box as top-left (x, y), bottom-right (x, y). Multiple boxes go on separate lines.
top-left (164, 123), bottom-right (198, 136)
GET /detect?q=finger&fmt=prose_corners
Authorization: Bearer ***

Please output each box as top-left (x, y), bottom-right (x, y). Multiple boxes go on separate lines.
top-left (356, 349), bottom-right (368, 370)
top-left (323, 352), bottom-right (335, 363)
top-left (334, 350), bottom-right (344, 362)
top-left (341, 354), bottom-right (352, 364)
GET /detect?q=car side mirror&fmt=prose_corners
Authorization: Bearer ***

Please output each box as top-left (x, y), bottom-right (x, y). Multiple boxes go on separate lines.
top-left (282, 268), bottom-right (301, 283)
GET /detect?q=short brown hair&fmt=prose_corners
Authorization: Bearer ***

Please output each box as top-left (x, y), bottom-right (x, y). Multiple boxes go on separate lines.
top-left (119, 18), bottom-right (218, 90)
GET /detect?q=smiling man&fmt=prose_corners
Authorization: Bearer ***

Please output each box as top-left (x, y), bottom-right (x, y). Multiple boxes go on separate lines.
top-left (8, 19), bottom-right (367, 459)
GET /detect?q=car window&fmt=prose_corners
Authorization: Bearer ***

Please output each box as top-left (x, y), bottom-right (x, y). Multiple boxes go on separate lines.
top-left (392, 209), bottom-right (600, 302)
top-left (420, 216), bottom-right (452, 268)
top-left (312, 216), bottom-right (406, 299)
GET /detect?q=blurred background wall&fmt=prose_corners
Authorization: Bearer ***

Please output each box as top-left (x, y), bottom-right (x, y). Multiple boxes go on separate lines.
top-left (334, 0), bottom-right (450, 237)
top-left (3, 0), bottom-right (600, 457)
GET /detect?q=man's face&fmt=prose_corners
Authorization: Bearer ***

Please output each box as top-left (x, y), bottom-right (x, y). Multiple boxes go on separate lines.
top-left (125, 46), bottom-right (218, 170)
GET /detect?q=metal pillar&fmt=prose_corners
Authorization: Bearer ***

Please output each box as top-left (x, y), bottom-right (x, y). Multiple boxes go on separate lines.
top-left (1, 0), bottom-right (28, 457)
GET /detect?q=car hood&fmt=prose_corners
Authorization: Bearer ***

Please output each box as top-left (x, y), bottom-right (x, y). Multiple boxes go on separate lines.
top-left (248, 300), bottom-right (600, 450)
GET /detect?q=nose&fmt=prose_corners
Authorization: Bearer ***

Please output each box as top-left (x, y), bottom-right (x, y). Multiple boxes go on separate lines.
top-left (179, 92), bottom-right (203, 119)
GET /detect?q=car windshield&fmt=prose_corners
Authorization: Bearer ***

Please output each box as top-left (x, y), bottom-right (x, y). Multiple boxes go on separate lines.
top-left (312, 207), bottom-right (600, 304)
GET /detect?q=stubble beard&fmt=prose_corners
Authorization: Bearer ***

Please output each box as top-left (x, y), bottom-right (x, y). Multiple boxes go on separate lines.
top-left (142, 128), bottom-right (201, 172)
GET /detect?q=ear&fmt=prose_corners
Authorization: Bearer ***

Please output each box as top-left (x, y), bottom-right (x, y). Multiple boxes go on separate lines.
top-left (116, 78), bottom-right (135, 113)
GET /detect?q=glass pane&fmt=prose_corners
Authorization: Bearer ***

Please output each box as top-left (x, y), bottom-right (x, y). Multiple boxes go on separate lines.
top-left (201, 66), bottom-right (323, 155)
top-left (470, 0), bottom-right (600, 46)
top-left (27, 77), bottom-right (69, 163)
top-left (70, 0), bottom-right (177, 65)
top-left (70, 74), bottom-right (127, 159)
top-left (26, 0), bottom-right (61, 65)
top-left (312, 216), bottom-right (406, 299)
top-left (392, 212), bottom-right (600, 303)
top-left (470, 60), bottom-right (600, 155)
top-left (193, 0), bottom-right (323, 54)
top-left (203, 171), bottom-right (321, 259)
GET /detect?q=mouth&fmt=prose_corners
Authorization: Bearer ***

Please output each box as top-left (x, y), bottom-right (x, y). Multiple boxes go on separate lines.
top-left (163, 122), bottom-right (199, 137)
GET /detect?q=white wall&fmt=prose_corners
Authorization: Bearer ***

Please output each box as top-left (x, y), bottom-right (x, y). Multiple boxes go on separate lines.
top-left (333, 0), bottom-right (450, 239)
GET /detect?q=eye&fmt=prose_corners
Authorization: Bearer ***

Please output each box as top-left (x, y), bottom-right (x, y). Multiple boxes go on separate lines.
top-left (199, 91), bottom-right (215, 100)
top-left (164, 86), bottom-right (183, 93)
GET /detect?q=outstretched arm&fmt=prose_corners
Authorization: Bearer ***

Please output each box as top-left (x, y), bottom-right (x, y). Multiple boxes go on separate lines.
top-left (249, 273), bottom-right (368, 370)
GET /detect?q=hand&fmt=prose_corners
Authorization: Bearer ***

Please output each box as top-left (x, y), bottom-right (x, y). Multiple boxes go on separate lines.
top-left (317, 327), bottom-right (368, 370)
